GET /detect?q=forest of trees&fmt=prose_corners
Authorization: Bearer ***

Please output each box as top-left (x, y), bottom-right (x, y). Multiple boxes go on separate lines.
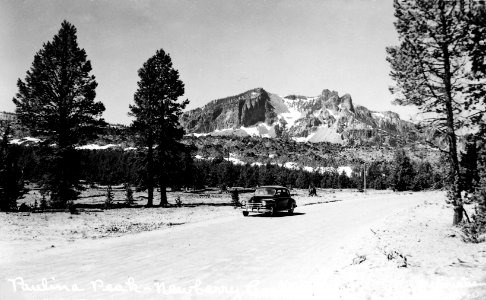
top-left (8, 144), bottom-right (448, 192)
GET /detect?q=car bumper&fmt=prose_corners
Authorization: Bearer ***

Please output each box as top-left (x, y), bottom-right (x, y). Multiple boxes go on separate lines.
top-left (242, 204), bottom-right (272, 213)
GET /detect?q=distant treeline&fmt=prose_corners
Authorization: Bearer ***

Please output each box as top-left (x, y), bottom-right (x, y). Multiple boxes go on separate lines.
top-left (15, 146), bottom-right (447, 191)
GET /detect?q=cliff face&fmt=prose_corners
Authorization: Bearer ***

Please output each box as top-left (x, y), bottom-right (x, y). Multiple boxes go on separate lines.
top-left (180, 88), bottom-right (277, 132)
top-left (181, 88), bottom-right (420, 146)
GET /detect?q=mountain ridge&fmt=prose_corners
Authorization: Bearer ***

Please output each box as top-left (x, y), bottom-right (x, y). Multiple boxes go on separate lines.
top-left (180, 88), bottom-right (419, 146)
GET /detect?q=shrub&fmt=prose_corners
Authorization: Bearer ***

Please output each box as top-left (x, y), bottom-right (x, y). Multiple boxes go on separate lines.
top-left (18, 203), bottom-right (30, 212)
top-left (40, 192), bottom-right (48, 210)
top-left (67, 200), bottom-right (78, 215)
top-left (462, 190), bottom-right (486, 243)
top-left (230, 190), bottom-right (240, 208)
top-left (175, 196), bottom-right (182, 207)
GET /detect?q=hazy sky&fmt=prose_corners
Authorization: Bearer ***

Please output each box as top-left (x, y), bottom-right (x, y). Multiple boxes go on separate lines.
top-left (0, 0), bottom-right (417, 124)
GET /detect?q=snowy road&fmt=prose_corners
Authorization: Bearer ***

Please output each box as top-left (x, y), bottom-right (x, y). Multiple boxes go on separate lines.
top-left (0, 193), bottom-right (422, 300)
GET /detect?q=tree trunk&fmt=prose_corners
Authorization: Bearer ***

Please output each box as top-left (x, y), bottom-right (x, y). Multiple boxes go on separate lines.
top-left (158, 144), bottom-right (168, 207)
top-left (159, 178), bottom-right (168, 207)
top-left (440, 6), bottom-right (462, 224)
top-left (146, 141), bottom-right (154, 207)
top-left (55, 133), bottom-right (71, 208)
top-left (453, 204), bottom-right (464, 225)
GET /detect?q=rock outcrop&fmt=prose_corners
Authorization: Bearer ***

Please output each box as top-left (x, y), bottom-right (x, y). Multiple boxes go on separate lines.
top-left (180, 88), bottom-right (277, 133)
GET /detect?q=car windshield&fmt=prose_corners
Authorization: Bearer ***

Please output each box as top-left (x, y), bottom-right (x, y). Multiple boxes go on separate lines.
top-left (255, 188), bottom-right (276, 196)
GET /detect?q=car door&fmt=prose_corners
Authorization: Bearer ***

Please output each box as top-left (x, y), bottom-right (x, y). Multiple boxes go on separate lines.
top-left (277, 188), bottom-right (289, 210)
top-left (283, 189), bottom-right (293, 209)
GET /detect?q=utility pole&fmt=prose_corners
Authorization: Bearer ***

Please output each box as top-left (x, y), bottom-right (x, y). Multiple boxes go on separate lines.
top-left (363, 163), bottom-right (367, 192)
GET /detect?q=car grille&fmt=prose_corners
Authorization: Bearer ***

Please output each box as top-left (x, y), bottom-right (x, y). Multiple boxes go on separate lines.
top-left (247, 202), bottom-right (263, 209)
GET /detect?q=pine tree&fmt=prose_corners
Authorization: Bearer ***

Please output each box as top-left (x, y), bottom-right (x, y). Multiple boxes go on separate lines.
top-left (0, 126), bottom-right (27, 211)
top-left (390, 150), bottom-right (415, 192)
top-left (295, 170), bottom-right (309, 189)
top-left (413, 161), bottom-right (433, 191)
top-left (386, 0), bottom-right (485, 224)
top-left (338, 170), bottom-right (349, 189)
top-left (464, 4), bottom-right (486, 129)
top-left (129, 49), bottom-right (188, 207)
top-left (13, 21), bottom-right (105, 208)
top-left (465, 5), bottom-right (486, 232)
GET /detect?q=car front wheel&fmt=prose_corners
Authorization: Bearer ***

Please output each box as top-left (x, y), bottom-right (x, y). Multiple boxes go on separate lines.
top-left (288, 204), bottom-right (295, 215)
top-left (268, 206), bottom-right (276, 217)
top-left (243, 211), bottom-right (249, 217)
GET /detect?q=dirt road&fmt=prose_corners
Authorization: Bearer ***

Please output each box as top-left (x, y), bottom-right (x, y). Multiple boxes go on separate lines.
top-left (0, 193), bottom-right (425, 300)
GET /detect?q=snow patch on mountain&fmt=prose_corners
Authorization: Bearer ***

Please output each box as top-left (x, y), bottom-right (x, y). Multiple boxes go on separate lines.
top-left (10, 137), bottom-right (41, 145)
top-left (190, 132), bottom-right (210, 137)
top-left (193, 154), bottom-right (355, 177)
top-left (326, 109), bottom-right (340, 119)
top-left (77, 144), bottom-right (119, 150)
top-left (9, 137), bottom-right (139, 151)
top-left (185, 123), bottom-right (277, 138)
top-left (372, 112), bottom-right (385, 118)
top-left (279, 108), bottom-right (303, 128)
top-left (240, 124), bottom-right (275, 138)
top-left (293, 125), bottom-right (344, 144)
top-left (337, 166), bottom-right (353, 177)
top-left (225, 153), bottom-right (245, 165)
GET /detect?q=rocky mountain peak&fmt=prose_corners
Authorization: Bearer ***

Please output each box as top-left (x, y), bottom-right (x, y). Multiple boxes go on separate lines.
top-left (339, 94), bottom-right (355, 113)
top-left (181, 87), bottom-right (419, 146)
top-left (321, 89), bottom-right (339, 101)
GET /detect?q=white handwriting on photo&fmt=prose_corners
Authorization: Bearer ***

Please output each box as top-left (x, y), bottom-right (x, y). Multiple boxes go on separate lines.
top-left (7, 276), bottom-right (261, 296)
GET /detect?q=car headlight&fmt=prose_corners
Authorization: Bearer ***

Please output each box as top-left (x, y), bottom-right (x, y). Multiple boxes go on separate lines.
top-left (261, 200), bottom-right (266, 206)
top-left (241, 200), bottom-right (246, 206)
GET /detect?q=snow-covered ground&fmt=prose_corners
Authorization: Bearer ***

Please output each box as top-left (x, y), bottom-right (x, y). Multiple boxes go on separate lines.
top-left (0, 190), bottom-right (484, 300)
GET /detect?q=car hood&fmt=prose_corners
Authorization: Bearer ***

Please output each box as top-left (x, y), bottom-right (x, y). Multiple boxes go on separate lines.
top-left (250, 196), bottom-right (276, 201)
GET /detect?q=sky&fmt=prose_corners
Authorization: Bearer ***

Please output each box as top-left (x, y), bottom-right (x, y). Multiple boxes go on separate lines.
top-left (0, 0), bottom-right (418, 125)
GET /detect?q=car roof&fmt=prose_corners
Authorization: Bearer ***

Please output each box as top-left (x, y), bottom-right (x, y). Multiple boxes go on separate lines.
top-left (257, 185), bottom-right (287, 189)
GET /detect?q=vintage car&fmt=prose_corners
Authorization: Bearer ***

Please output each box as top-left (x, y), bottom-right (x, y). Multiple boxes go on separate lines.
top-left (242, 186), bottom-right (297, 216)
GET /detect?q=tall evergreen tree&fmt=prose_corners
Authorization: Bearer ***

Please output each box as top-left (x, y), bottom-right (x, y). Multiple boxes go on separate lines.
top-left (464, 6), bottom-right (486, 232)
top-left (467, 2), bottom-right (486, 224)
top-left (390, 149), bottom-right (415, 192)
top-left (464, 4), bottom-right (486, 128)
top-left (129, 49), bottom-right (188, 207)
top-left (386, 0), bottom-right (484, 224)
top-left (13, 21), bottom-right (105, 207)
top-left (0, 126), bottom-right (27, 211)
top-left (338, 170), bottom-right (350, 189)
